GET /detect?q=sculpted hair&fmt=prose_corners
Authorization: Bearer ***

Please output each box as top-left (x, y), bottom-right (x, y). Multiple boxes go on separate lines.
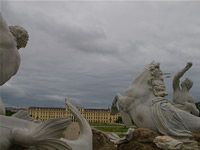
top-left (9, 25), bottom-right (29, 49)
top-left (146, 62), bottom-right (168, 97)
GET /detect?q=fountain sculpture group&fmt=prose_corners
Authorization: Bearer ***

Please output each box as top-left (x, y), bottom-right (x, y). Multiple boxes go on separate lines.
top-left (111, 62), bottom-right (200, 137)
top-left (0, 12), bottom-right (199, 149)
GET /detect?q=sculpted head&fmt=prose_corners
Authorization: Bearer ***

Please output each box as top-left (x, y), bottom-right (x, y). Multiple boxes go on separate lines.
top-left (181, 78), bottom-right (193, 91)
top-left (9, 25), bottom-right (29, 49)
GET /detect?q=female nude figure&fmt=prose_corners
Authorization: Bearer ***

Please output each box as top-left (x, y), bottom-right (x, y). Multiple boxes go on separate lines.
top-left (172, 62), bottom-right (199, 116)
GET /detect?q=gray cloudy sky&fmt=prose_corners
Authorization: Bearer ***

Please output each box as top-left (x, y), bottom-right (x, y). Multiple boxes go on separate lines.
top-left (1, 1), bottom-right (200, 108)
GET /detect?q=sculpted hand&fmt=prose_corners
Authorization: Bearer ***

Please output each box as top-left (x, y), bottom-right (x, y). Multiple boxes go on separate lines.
top-left (186, 62), bottom-right (192, 69)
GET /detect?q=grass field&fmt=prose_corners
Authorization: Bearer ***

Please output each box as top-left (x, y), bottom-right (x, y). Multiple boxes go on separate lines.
top-left (90, 123), bottom-right (128, 133)
top-left (90, 122), bottom-right (124, 127)
top-left (95, 126), bottom-right (128, 132)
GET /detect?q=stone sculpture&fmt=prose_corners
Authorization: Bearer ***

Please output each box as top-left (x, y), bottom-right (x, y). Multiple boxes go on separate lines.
top-left (111, 62), bottom-right (200, 138)
top-left (117, 128), bottom-right (160, 150)
top-left (172, 62), bottom-right (199, 116)
top-left (60, 99), bottom-right (93, 150)
top-left (153, 135), bottom-right (198, 150)
top-left (0, 99), bottom-right (92, 150)
top-left (0, 112), bottom-right (72, 150)
top-left (0, 13), bottom-right (29, 86)
top-left (0, 13), bottom-right (93, 150)
top-left (108, 128), bottom-right (135, 145)
top-left (0, 13), bottom-right (70, 150)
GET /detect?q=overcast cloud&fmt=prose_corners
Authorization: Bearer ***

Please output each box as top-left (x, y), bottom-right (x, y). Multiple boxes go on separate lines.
top-left (0, 1), bottom-right (200, 108)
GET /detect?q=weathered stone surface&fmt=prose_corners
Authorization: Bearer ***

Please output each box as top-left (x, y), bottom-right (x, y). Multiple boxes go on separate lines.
top-left (193, 132), bottom-right (200, 142)
top-left (191, 133), bottom-right (200, 149)
top-left (154, 136), bottom-right (182, 150)
top-left (118, 128), bottom-right (200, 150)
top-left (132, 128), bottom-right (159, 143)
top-left (92, 128), bottom-right (117, 150)
top-left (118, 128), bottom-right (162, 150)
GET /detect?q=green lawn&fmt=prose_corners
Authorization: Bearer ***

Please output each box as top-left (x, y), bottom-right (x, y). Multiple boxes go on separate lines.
top-left (6, 111), bottom-right (16, 116)
top-left (90, 122), bottom-right (123, 127)
top-left (90, 122), bottom-right (128, 133)
top-left (95, 127), bottom-right (128, 132)
top-left (118, 134), bottom-right (125, 138)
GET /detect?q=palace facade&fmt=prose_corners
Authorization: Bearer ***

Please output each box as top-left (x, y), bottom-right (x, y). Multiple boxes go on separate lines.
top-left (28, 105), bottom-right (120, 123)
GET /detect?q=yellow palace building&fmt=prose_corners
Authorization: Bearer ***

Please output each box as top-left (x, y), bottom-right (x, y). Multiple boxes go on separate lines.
top-left (28, 105), bottom-right (120, 123)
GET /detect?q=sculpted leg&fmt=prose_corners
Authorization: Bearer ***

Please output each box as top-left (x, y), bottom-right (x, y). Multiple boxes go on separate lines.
top-left (114, 93), bottom-right (133, 127)
top-left (111, 95), bottom-right (119, 115)
top-left (119, 108), bottom-right (132, 127)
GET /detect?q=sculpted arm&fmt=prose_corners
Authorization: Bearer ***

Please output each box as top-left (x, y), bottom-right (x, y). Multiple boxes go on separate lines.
top-left (173, 62), bottom-right (192, 91)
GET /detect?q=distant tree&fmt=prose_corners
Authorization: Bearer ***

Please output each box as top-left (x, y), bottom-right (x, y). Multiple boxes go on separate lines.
top-left (6, 111), bottom-right (15, 116)
top-left (115, 116), bottom-right (136, 126)
top-left (115, 116), bottom-right (123, 123)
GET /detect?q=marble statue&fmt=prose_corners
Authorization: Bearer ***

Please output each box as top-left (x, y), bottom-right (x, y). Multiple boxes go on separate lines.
top-left (0, 13), bottom-right (70, 150)
top-left (0, 13), bottom-right (93, 150)
top-left (0, 12), bottom-right (29, 120)
top-left (108, 128), bottom-right (135, 145)
top-left (0, 99), bottom-right (92, 150)
top-left (0, 111), bottom-right (72, 150)
top-left (0, 13), bottom-right (29, 86)
top-left (172, 62), bottom-right (199, 116)
top-left (60, 99), bottom-right (93, 150)
top-left (111, 62), bottom-right (200, 138)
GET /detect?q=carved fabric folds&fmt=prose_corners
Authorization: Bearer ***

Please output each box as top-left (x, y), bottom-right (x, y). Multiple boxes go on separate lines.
top-left (151, 97), bottom-right (192, 137)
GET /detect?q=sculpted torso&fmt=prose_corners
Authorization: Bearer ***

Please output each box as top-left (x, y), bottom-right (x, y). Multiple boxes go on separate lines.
top-left (173, 90), bottom-right (199, 116)
top-left (173, 90), bottom-right (194, 104)
top-left (0, 14), bottom-right (21, 86)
